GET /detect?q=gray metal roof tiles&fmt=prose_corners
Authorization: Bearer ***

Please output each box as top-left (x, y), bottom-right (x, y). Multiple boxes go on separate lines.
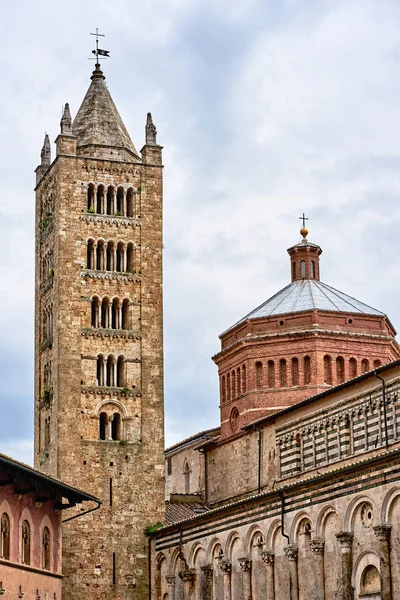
top-left (227, 280), bottom-right (384, 333)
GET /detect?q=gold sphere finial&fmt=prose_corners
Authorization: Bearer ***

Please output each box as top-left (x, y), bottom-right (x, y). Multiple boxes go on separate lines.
top-left (300, 226), bottom-right (308, 239)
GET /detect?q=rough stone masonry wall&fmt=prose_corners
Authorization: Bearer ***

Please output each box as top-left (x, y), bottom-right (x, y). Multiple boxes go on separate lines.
top-left (34, 143), bottom-right (165, 600)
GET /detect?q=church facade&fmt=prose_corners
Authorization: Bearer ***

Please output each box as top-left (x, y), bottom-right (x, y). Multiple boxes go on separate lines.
top-left (34, 63), bottom-right (165, 599)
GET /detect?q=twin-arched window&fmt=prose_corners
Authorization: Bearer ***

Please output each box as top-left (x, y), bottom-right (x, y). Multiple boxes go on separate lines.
top-left (99, 412), bottom-right (122, 441)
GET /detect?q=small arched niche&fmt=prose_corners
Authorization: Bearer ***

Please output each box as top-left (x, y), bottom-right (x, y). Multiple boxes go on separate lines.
top-left (360, 564), bottom-right (380, 597)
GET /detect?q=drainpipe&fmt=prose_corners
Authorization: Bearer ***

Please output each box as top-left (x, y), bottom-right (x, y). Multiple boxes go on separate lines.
top-left (62, 500), bottom-right (101, 523)
top-left (277, 491), bottom-right (290, 543)
top-left (374, 372), bottom-right (389, 449)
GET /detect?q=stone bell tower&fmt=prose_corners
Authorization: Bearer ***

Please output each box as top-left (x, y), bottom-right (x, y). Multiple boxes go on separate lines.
top-left (34, 62), bottom-right (164, 599)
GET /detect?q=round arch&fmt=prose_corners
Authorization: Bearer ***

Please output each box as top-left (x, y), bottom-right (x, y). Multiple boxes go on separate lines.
top-left (344, 494), bottom-right (377, 532)
top-left (352, 550), bottom-right (380, 598)
top-left (381, 486), bottom-right (400, 524)
top-left (290, 511), bottom-right (313, 543)
top-left (315, 504), bottom-right (342, 538)
top-left (244, 524), bottom-right (266, 555)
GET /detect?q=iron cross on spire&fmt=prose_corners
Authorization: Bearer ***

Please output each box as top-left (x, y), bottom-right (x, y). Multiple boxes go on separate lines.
top-left (299, 213), bottom-right (308, 228)
top-left (90, 28), bottom-right (110, 62)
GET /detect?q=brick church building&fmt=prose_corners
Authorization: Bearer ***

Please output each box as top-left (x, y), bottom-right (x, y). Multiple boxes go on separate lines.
top-left (23, 57), bottom-right (400, 600)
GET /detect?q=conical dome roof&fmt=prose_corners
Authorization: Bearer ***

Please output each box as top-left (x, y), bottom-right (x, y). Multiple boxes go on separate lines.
top-left (72, 65), bottom-right (140, 162)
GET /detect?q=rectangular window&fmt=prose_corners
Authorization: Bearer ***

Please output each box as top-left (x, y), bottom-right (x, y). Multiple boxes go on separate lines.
top-left (167, 458), bottom-right (172, 476)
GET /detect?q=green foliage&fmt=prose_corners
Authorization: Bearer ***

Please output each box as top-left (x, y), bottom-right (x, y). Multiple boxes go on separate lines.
top-left (88, 207), bottom-right (95, 214)
top-left (115, 210), bottom-right (122, 216)
top-left (41, 386), bottom-right (53, 406)
top-left (119, 440), bottom-right (127, 446)
top-left (48, 266), bottom-right (54, 278)
top-left (144, 521), bottom-right (164, 537)
top-left (137, 186), bottom-right (142, 192)
top-left (40, 212), bottom-right (52, 231)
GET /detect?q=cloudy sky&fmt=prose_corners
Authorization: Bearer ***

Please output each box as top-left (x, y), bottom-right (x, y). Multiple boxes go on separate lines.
top-left (2, 0), bottom-right (400, 464)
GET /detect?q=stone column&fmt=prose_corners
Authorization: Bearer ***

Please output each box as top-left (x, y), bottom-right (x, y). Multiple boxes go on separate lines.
top-left (335, 532), bottom-right (353, 600)
top-left (284, 545), bottom-right (299, 600)
top-left (179, 569), bottom-right (196, 600)
top-left (166, 575), bottom-right (176, 600)
top-left (220, 560), bottom-right (232, 600)
top-left (238, 557), bottom-right (252, 600)
top-left (201, 564), bottom-right (213, 600)
top-left (261, 550), bottom-right (275, 600)
top-left (374, 525), bottom-right (392, 600)
top-left (310, 539), bottom-right (325, 600)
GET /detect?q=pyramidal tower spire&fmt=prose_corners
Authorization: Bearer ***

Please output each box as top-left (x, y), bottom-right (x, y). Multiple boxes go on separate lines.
top-left (71, 63), bottom-right (140, 161)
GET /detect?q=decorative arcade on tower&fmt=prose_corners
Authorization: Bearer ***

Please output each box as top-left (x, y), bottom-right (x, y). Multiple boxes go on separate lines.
top-left (34, 54), bottom-right (165, 599)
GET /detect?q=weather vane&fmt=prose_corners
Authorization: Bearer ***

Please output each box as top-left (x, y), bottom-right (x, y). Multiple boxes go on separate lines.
top-left (299, 213), bottom-right (308, 228)
top-left (90, 28), bottom-right (110, 62)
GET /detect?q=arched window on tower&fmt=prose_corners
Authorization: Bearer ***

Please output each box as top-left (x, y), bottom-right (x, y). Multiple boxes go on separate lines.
top-left (304, 356), bottom-right (311, 384)
top-left (227, 373), bottom-right (231, 402)
top-left (116, 242), bottom-right (125, 272)
top-left (373, 359), bottom-right (382, 368)
top-left (106, 241), bottom-right (115, 271)
top-left (96, 240), bottom-right (105, 270)
top-left (349, 357), bottom-right (357, 378)
top-left (361, 359), bottom-right (370, 373)
top-left (106, 186), bottom-right (114, 215)
top-left (126, 188), bottom-right (135, 217)
top-left (101, 297), bottom-right (110, 328)
top-left (292, 262), bottom-right (296, 280)
top-left (1, 513), bottom-right (10, 560)
top-left (122, 299), bottom-right (130, 330)
top-left (236, 367), bottom-right (241, 396)
top-left (97, 355), bottom-right (105, 386)
top-left (300, 260), bottom-right (306, 278)
top-left (231, 370), bottom-right (236, 398)
top-left (91, 296), bottom-right (100, 328)
top-left (336, 356), bottom-right (345, 384)
top-left (87, 183), bottom-right (95, 212)
top-left (183, 462), bottom-right (190, 494)
top-left (99, 412), bottom-right (107, 440)
top-left (242, 365), bottom-right (247, 393)
top-left (116, 187), bottom-right (124, 216)
top-left (292, 357), bottom-right (299, 386)
top-left (42, 527), bottom-right (50, 570)
top-left (324, 355), bottom-right (333, 385)
top-left (221, 376), bottom-right (226, 404)
top-left (107, 356), bottom-right (116, 387)
top-left (311, 260), bottom-right (315, 278)
top-left (268, 360), bottom-right (275, 388)
top-left (111, 413), bottom-right (121, 441)
top-left (112, 298), bottom-right (120, 329)
top-left (87, 239), bottom-right (95, 269)
top-left (21, 520), bottom-right (31, 565)
top-left (117, 356), bottom-right (125, 387)
top-left (255, 362), bottom-right (263, 389)
top-left (280, 359), bottom-right (287, 387)
top-left (96, 184), bottom-right (105, 214)
top-left (127, 243), bottom-right (136, 273)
